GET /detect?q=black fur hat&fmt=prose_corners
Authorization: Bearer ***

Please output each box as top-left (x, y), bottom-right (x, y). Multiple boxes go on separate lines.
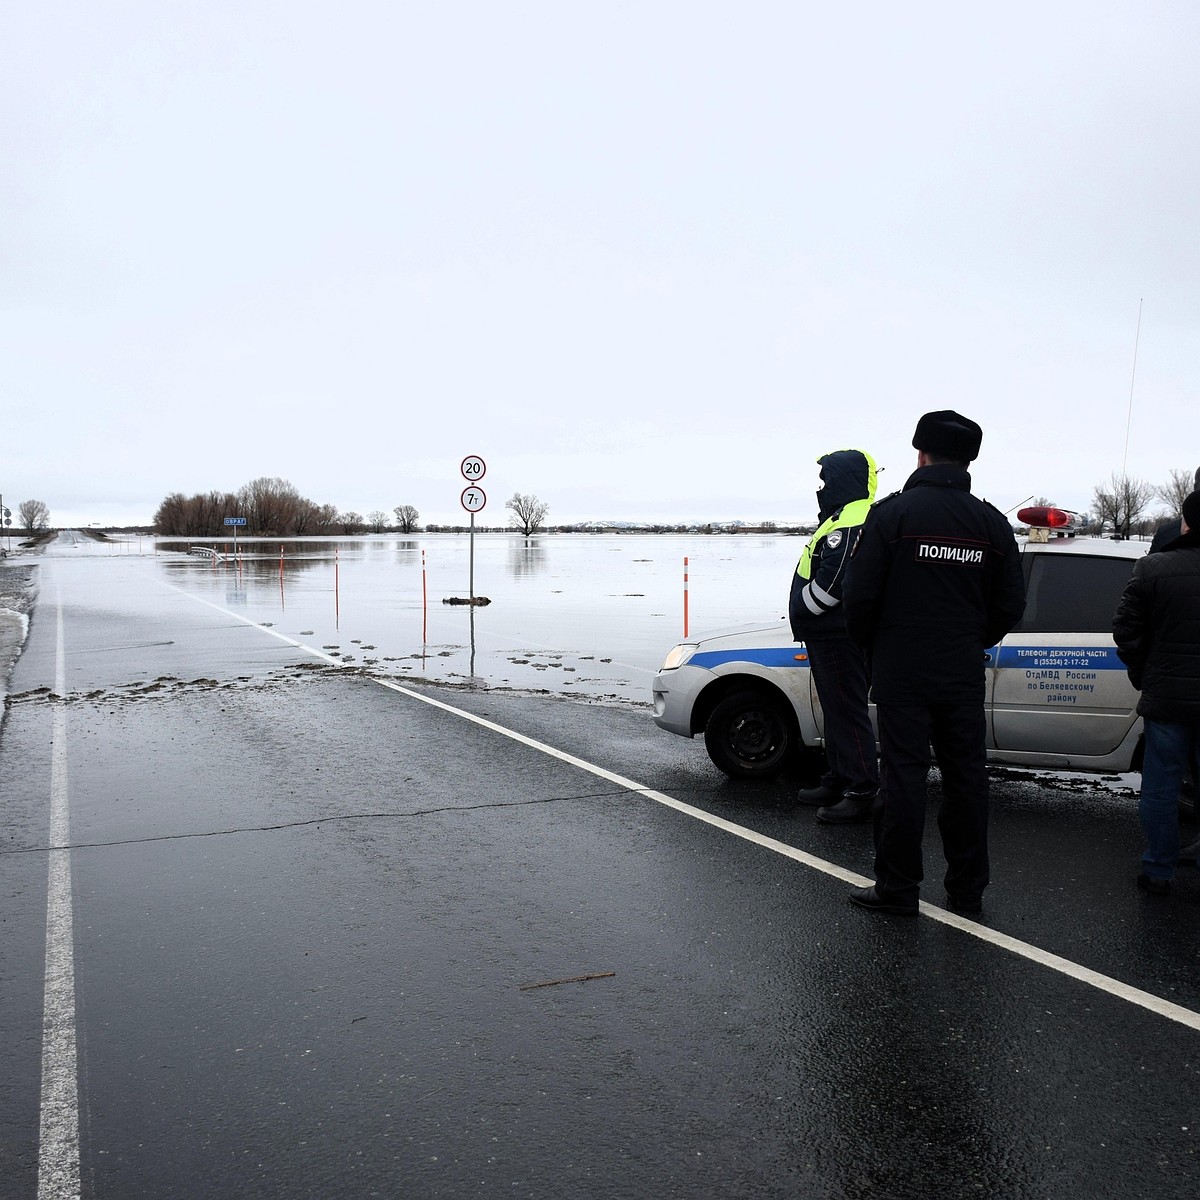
top-left (912, 410), bottom-right (983, 462)
top-left (1183, 490), bottom-right (1200, 532)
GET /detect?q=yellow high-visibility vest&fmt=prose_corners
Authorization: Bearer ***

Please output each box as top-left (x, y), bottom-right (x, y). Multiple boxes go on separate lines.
top-left (796, 496), bottom-right (873, 581)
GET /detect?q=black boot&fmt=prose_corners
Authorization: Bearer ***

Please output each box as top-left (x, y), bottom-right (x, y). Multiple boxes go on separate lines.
top-left (816, 796), bottom-right (876, 824)
top-left (795, 783), bottom-right (840, 807)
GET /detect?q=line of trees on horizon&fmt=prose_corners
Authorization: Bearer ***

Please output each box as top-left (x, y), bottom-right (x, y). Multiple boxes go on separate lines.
top-left (153, 478), bottom-right (423, 537)
top-left (145, 465), bottom-right (1197, 541)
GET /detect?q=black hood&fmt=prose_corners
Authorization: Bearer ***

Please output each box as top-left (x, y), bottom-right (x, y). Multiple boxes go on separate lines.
top-left (816, 449), bottom-right (876, 521)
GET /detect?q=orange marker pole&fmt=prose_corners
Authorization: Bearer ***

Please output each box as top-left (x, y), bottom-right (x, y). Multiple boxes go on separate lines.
top-left (421, 548), bottom-right (428, 644)
top-left (683, 556), bottom-right (689, 638)
top-left (335, 548), bottom-right (340, 629)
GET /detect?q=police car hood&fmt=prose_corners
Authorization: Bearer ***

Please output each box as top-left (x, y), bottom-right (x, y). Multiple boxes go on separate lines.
top-left (817, 449), bottom-right (876, 518)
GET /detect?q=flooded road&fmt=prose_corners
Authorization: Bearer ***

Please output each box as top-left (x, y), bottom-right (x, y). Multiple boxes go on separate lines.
top-left (1, 534), bottom-right (1198, 1198)
top-left (148, 530), bottom-right (795, 705)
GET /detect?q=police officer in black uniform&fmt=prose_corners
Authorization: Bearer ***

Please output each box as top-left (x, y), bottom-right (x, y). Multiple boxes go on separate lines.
top-left (842, 411), bottom-right (1026, 915)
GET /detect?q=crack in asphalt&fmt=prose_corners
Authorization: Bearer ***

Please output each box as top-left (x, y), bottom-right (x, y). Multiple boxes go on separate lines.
top-left (0, 786), bottom-right (647, 855)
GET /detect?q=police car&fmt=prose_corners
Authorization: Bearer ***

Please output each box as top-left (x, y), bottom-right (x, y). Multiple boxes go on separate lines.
top-left (651, 507), bottom-right (1149, 780)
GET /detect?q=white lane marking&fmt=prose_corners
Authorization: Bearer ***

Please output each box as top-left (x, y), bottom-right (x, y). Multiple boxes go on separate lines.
top-left (375, 680), bottom-right (1200, 1032)
top-left (165, 582), bottom-right (1200, 1033)
top-left (39, 593), bottom-right (81, 1199)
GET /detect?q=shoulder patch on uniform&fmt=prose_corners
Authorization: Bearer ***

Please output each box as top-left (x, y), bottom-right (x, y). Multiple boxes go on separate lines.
top-left (826, 529), bottom-right (843, 549)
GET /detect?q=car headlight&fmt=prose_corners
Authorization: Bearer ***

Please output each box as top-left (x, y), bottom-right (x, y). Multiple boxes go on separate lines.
top-left (659, 643), bottom-right (697, 671)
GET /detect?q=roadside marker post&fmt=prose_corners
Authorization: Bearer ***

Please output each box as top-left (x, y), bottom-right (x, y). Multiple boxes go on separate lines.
top-left (421, 548), bottom-right (428, 644)
top-left (684, 556), bottom-right (689, 638)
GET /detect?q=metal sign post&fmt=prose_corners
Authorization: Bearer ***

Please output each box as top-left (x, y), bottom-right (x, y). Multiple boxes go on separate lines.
top-left (461, 485), bottom-right (486, 600)
top-left (223, 516), bottom-right (247, 560)
top-left (460, 456), bottom-right (487, 603)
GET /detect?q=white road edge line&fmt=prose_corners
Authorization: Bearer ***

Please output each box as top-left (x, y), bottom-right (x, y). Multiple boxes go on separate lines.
top-left (168, 582), bottom-right (1200, 1034)
top-left (39, 591), bottom-right (81, 1199)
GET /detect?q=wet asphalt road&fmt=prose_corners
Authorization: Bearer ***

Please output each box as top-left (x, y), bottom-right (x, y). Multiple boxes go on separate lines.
top-left (2, 544), bottom-right (1199, 1199)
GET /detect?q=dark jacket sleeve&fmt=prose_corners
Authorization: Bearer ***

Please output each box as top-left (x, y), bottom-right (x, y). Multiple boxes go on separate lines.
top-left (983, 527), bottom-right (1027, 647)
top-left (1112, 560), bottom-right (1149, 690)
top-left (843, 514), bottom-right (886, 648)
top-left (1149, 519), bottom-right (1182, 554)
top-left (788, 571), bottom-right (805, 640)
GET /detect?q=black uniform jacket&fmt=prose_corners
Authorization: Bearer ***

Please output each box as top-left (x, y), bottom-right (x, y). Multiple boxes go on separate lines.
top-left (1112, 530), bottom-right (1200, 722)
top-left (843, 464), bottom-right (1026, 704)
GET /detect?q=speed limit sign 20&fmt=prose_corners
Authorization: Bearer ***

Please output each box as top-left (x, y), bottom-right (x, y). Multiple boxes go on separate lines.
top-left (461, 456), bottom-right (486, 482)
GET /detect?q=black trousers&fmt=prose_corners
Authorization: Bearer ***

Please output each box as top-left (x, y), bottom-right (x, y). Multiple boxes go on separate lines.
top-left (873, 702), bottom-right (989, 905)
top-left (805, 634), bottom-right (878, 798)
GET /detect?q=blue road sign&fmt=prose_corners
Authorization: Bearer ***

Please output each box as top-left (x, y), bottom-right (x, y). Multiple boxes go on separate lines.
top-left (223, 517), bottom-right (248, 526)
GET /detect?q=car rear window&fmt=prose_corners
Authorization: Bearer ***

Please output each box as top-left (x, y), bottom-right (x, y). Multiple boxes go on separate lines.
top-left (1011, 554), bottom-right (1137, 634)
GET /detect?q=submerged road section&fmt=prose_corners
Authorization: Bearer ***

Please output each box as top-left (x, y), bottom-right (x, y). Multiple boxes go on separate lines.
top-left (1, 538), bottom-right (1198, 1199)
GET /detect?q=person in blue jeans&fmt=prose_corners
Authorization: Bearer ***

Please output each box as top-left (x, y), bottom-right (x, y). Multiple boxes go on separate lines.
top-left (1113, 490), bottom-right (1200, 895)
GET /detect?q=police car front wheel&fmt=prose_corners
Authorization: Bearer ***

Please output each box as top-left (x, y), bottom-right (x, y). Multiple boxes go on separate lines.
top-left (703, 689), bottom-right (797, 779)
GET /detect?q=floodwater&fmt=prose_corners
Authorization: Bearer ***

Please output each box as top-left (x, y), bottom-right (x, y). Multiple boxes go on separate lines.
top-left (6, 532), bottom-right (804, 705)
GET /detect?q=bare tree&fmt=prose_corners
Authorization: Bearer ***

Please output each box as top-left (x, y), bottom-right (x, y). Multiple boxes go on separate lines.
top-left (19, 499), bottom-right (50, 532)
top-left (505, 492), bottom-right (549, 536)
top-left (1091, 472), bottom-right (1153, 539)
top-left (153, 493), bottom-right (187, 535)
top-left (194, 490), bottom-right (238, 534)
top-left (291, 499), bottom-right (324, 536)
top-left (238, 476), bottom-right (304, 534)
top-left (367, 510), bottom-right (389, 533)
top-left (1156, 467), bottom-right (1198, 515)
top-left (313, 503), bottom-right (340, 534)
top-left (339, 510), bottom-right (364, 534)
top-left (393, 504), bottom-right (420, 533)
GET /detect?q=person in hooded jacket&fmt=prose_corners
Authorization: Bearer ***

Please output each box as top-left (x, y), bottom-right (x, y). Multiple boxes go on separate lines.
top-left (789, 448), bottom-right (880, 823)
top-left (1113, 490), bottom-right (1200, 895)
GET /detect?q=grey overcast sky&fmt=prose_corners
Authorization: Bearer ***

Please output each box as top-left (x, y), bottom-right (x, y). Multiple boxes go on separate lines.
top-left (3, 2), bottom-right (1198, 529)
